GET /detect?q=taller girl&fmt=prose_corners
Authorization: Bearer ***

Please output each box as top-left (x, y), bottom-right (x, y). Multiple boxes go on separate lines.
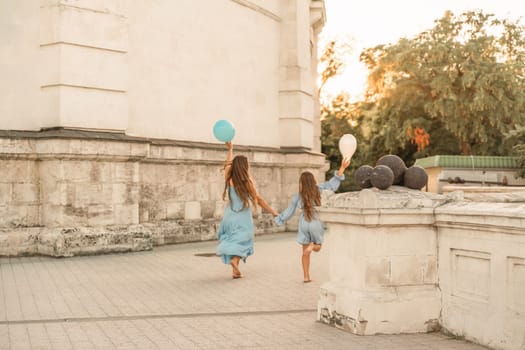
top-left (216, 142), bottom-right (278, 279)
top-left (274, 158), bottom-right (350, 283)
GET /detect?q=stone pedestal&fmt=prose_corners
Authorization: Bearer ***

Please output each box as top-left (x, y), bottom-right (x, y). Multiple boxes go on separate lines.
top-left (317, 187), bottom-right (452, 335)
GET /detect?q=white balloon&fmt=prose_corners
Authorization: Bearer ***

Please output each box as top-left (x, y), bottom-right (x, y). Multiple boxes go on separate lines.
top-left (338, 134), bottom-right (357, 160)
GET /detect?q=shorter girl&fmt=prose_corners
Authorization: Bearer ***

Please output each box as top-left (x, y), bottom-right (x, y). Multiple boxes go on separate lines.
top-left (274, 158), bottom-right (350, 283)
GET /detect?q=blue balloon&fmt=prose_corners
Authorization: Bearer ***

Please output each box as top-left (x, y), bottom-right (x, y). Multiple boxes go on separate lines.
top-left (213, 119), bottom-right (235, 142)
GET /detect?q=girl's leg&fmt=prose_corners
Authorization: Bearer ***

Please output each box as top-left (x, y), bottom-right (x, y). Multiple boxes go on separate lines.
top-left (312, 244), bottom-right (322, 252)
top-left (302, 244), bottom-right (312, 282)
top-left (230, 256), bottom-right (242, 278)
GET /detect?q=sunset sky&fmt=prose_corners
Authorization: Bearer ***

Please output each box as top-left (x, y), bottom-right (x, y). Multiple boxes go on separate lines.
top-left (320, 0), bottom-right (525, 100)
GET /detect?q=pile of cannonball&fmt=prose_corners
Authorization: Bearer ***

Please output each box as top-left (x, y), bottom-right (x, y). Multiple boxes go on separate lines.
top-left (354, 155), bottom-right (428, 190)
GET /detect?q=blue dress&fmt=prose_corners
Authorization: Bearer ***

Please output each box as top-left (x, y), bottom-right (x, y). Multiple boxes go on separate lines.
top-left (216, 185), bottom-right (254, 264)
top-left (274, 171), bottom-right (344, 245)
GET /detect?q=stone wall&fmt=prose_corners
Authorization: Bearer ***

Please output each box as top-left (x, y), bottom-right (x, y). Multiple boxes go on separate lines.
top-left (0, 131), bottom-right (327, 257)
top-left (436, 197), bottom-right (525, 350)
top-left (317, 187), bottom-right (525, 350)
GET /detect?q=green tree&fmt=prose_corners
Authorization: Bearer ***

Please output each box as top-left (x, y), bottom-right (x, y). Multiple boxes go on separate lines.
top-left (359, 10), bottom-right (525, 159)
top-left (321, 93), bottom-right (365, 191)
top-left (505, 126), bottom-right (525, 177)
top-left (318, 37), bottom-right (362, 191)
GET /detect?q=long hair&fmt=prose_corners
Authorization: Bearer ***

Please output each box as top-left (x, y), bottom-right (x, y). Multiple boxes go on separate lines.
top-left (223, 155), bottom-right (258, 210)
top-left (299, 172), bottom-right (320, 221)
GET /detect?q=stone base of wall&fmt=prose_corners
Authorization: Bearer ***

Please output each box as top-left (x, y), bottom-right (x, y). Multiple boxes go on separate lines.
top-left (0, 129), bottom-right (323, 257)
top-left (146, 214), bottom-right (284, 246)
top-left (318, 283), bottom-right (441, 335)
top-left (0, 214), bottom-right (283, 257)
top-left (0, 225), bottom-right (152, 257)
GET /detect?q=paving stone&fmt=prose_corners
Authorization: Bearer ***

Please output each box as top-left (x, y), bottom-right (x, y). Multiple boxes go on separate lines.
top-left (0, 233), bottom-right (490, 349)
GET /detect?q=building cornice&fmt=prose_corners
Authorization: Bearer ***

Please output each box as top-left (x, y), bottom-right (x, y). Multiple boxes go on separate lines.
top-left (229, 0), bottom-right (281, 22)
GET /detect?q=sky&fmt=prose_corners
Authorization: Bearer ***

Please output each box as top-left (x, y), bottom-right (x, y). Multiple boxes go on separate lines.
top-left (320, 0), bottom-right (525, 101)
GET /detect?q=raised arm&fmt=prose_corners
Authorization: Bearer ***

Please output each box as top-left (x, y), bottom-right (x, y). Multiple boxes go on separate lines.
top-left (318, 157), bottom-right (351, 191)
top-left (223, 142), bottom-right (233, 181)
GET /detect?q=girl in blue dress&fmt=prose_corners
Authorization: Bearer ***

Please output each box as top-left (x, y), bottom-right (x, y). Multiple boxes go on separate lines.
top-left (274, 158), bottom-right (350, 282)
top-left (217, 142), bottom-right (278, 279)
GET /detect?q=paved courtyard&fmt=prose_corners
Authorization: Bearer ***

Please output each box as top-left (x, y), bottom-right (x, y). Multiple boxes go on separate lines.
top-left (0, 232), bottom-right (489, 349)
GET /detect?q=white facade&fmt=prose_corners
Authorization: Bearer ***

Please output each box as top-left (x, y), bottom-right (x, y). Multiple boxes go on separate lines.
top-left (0, 0), bottom-right (328, 256)
top-left (0, 0), bottom-right (325, 150)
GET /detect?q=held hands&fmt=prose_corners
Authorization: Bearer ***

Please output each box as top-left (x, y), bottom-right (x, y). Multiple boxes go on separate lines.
top-left (337, 157), bottom-right (351, 176)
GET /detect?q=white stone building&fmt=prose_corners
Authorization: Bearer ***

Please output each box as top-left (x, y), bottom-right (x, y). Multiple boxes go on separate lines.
top-left (0, 0), bottom-right (328, 256)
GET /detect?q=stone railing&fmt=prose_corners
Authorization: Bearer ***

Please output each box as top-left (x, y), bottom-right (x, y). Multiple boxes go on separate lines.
top-left (317, 187), bottom-right (525, 350)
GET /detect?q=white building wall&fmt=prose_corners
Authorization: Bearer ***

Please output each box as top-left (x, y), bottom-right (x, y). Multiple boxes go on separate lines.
top-left (126, 0), bottom-right (281, 147)
top-left (0, 1), bottom-right (43, 130)
top-left (1, 0), bottom-right (324, 150)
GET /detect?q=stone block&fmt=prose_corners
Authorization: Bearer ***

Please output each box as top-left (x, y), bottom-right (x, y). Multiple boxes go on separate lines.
top-left (63, 161), bottom-right (93, 182)
top-left (25, 205), bottom-right (40, 227)
top-left (201, 200), bottom-right (215, 219)
top-left (0, 138), bottom-right (33, 155)
top-left (73, 183), bottom-right (109, 206)
top-left (37, 225), bottom-right (152, 257)
top-left (41, 181), bottom-right (68, 206)
top-left (209, 181), bottom-right (225, 201)
top-left (390, 255), bottom-right (427, 285)
top-left (41, 205), bottom-right (64, 227)
top-left (87, 204), bottom-right (114, 226)
top-left (194, 182), bottom-right (209, 201)
top-left (88, 162), bottom-right (113, 183)
top-left (0, 228), bottom-right (39, 256)
top-left (40, 3), bottom-right (128, 51)
top-left (184, 201), bottom-right (201, 220)
top-left (508, 257), bottom-right (525, 313)
top-left (139, 185), bottom-right (164, 221)
top-left (62, 205), bottom-right (89, 226)
top-left (57, 44), bottom-right (127, 92)
top-left (0, 205), bottom-right (29, 227)
top-left (166, 202), bottom-right (183, 220)
top-left (12, 184), bottom-right (39, 203)
top-left (113, 162), bottom-right (139, 183)
top-left (283, 167), bottom-right (300, 185)
top-left (34, 139), bottom-right (69, 154)
top-left (174, 183), bottom-right (193, 201)
top-left (0, 184), bottom-right (12, 204)
top-left (140, 164), bottom-right (159, 184)
top-left (112, 183), bottom-right (138, 205)
top-left (114, 204), bottom-right (139, 225)
top-left (0, 160), bottom-right (34, 183)
top-left (214, 200), bottom-right (227, 219)
top-left (365, 257), bottom-right (391, 286)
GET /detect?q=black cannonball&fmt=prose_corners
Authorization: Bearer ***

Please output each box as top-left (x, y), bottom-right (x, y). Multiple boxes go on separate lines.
top-left (404, 165), bottom-right (428, 190)
top-left (370, 165), bottom-right (394, 190)
top-left (376, 154), bottom-right (407, 185)
top-left (354, 165), bottom-right (374, 189)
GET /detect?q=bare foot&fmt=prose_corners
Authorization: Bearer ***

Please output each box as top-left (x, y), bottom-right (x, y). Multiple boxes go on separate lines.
top-left (304, 279), bottom-right (312, 283)
top-left (230, 257), bottom-right (242, 279)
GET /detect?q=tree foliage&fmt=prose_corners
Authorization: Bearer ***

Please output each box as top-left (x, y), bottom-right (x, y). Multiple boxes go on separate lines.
top-left (359, 10), bottom-right (525, 159)
top-left (318, 36), bottom-right (354, 96)
top-left (505, 126), bottom-right (525, 177)
top-left (320, 93), bottom-right (366, 190)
